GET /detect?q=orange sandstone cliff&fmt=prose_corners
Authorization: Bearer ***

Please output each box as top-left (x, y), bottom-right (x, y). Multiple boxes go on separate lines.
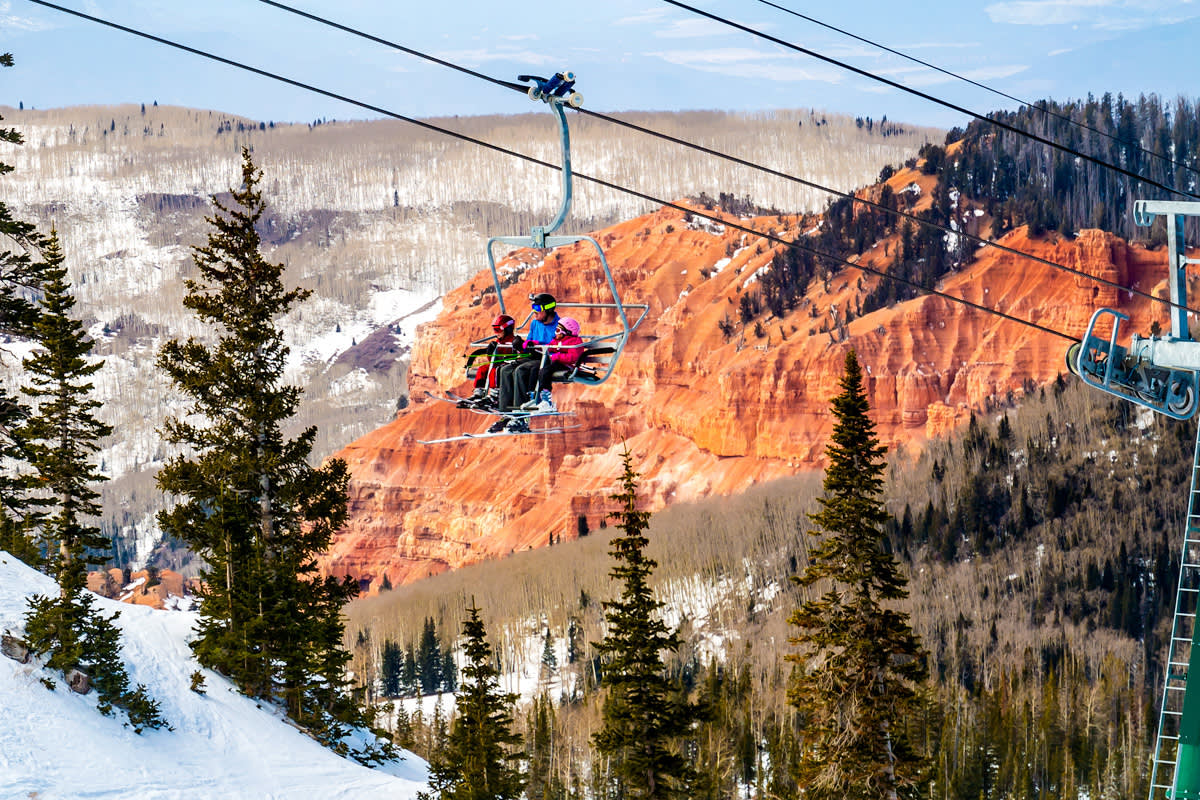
top-left (322, 170), bottom-right (1173, 591)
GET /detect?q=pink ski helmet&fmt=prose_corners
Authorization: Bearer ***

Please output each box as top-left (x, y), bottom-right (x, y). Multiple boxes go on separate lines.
top-left (556, 317), bottom-right (580, 337)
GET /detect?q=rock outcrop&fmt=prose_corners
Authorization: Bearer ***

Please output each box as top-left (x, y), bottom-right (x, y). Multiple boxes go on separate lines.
top-left (323, 171), bottom-right (1177, 591)
top-left (87, 568), bottom-right (194, 609)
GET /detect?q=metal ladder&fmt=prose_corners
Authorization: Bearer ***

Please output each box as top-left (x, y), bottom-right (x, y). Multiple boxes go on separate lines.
top-left (1151, 421), bottom-right (1200, 800)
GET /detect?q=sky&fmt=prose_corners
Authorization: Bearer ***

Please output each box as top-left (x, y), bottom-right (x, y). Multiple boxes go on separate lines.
top-left (0, 0), bottom-right (1198, 130)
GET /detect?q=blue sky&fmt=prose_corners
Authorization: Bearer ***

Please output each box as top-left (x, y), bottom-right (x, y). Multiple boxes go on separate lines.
top-left (2, 0), bottom-right (1199, 128)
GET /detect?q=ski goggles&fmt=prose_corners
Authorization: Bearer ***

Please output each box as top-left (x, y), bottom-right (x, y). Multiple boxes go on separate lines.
top-left (531, 301), bottom-right (556, 311)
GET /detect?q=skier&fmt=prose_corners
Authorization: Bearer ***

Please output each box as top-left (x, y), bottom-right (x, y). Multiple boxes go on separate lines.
top-left (457, 314), bottom-right (524, 410)
top-left (490, 292), bottom-right (560, 433)
top-left (521, 317), bottom-right (584, 413)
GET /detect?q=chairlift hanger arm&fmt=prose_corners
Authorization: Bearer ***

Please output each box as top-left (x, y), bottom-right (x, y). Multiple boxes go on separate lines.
top-left (480, 73), bottom-right (640, 388)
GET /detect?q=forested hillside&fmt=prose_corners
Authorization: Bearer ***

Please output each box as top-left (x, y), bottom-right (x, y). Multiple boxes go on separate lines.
top-left (344, 92), bottom-right (1200, 797)
top-left (748, 93), bottom-right (1200, 324)
top-left (942, 94), bottom-right (1200, 240)
top-left (349, 377), bottom-right (1187, 798)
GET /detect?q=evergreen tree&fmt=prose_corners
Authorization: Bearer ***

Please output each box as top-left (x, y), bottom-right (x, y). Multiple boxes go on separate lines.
top-left (592, 450), bottom-right (695, 799)
top-left (20, 231), bottom-right (111, 572)
top-left (0, 53), bottom-right (49, 564)
top-left (441, 648), bottom-right (458, 693)
top-left (419, 616), bottom-right (444, 695)
top-left (424, 603), bottom-right (524, 800)
top-left (404, 644), bottom-right (419, 695)
top-left (787, 349), bottom-right (931, 800)
top-left (155, 148), bottom-right (375, 756)
top-left (381, 639), bottom-right (403, 697)
top-left (539, 627), bottom-right (558, 684)
top-left (18, 231), bottom-right (163, 730)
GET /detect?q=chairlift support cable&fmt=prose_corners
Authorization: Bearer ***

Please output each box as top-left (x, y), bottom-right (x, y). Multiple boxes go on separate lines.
top-left (26, 0), bottom-right (1089, 344)
top-left (660, 0), bottom-right (1200, 202)
top-left (237, 0), bottom-right (1200, 318)
top-left (750, 0), bottom-right (1200, 182)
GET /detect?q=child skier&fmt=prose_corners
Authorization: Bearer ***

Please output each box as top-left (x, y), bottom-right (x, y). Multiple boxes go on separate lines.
top-left (458, 314), bottom-right (523, 410)
top-left (520, 316), bottom-right (584, 413)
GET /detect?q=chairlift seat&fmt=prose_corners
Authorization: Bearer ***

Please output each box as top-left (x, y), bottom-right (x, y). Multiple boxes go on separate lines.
top-left (554, 341), bottom-right (617, 385)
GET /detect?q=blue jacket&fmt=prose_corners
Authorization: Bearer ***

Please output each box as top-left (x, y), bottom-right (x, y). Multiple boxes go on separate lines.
top-left (526, 312), bottom-right (560, 346)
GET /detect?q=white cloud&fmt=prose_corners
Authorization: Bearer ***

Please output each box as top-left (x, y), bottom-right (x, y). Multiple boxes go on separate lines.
top-left (648, 48), bottom-right (845, 82)
top-left (432, 48), bottom-right (557, 66)
top-left (895, 41), bottom-right (984, 50)
top-left (654, 17), bottom-right (735, 38)
top-left (874, 62), bottom-right (1029, 87)
top-left (0, 1), bottom-right (54, 32)
top-left (985, 0), bottom-right (1199, 29)
top-left (615, 8), bottom-right (669, 25)
top-left (961, 64), bottom-right (1030, 81)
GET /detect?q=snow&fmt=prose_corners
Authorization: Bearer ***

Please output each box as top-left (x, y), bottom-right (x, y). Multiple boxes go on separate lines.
top-left (741, 264), bottom-right (772, 289)
top-left (283, 288), bottom-right (441, 380)
top-left (0, 552), bottom-right (428, 799)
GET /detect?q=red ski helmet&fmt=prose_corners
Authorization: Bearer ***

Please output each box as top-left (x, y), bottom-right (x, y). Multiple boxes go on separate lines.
top-left (492, 314), bottom-right (515, 332)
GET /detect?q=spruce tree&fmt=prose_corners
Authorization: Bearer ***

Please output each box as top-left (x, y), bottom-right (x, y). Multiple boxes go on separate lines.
top-left (0, 52), bottom-right (48, 563)
top-left (424, 603), bottom-right (524, 800)
top-left (786, 349), bottom-right (930, 800)
top-left (381, 639), bottom-right (403, 697)
top-left (20, 231), bottom-right (111, 571)
top-left (592, 450), bottom-right (694, 799)
top-left (419, 616), bottom-right (443, 695)
top-left (156, 148), bottom-right (371, 753)
top-left (18, 231), bottom-right (162, 730)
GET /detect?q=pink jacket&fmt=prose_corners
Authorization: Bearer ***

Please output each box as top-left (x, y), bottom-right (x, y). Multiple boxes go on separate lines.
top-left (546, 334), bottom-right (584, 367)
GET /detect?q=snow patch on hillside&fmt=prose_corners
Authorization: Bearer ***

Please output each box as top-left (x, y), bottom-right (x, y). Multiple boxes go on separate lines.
top-left (0, 552), bottom-right (428, 799)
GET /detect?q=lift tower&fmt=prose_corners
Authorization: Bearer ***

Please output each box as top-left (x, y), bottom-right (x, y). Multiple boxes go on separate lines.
top-left (1069, 201), bottom-right (1200, 800)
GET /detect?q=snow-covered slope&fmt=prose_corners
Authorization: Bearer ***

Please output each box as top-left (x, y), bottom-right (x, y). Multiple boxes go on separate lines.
top-left (0, 552), bottom-right (428, 799)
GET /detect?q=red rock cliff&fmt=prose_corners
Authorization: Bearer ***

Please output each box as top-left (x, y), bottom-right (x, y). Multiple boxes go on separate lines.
top-left (322, 172), bottom-right (1174, 591)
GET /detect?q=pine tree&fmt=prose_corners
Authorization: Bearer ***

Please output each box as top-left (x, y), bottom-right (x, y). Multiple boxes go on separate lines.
top-left (787, 349), bottom-right (931, 800)
top-left (424, 603), bottom-right (524, 800)
top-left (592, 450), bottom-right (694, 799)
top-left (20, 231), bottom-right (111, 573)
top-left (419, 616), bottom-right (444, 695)
top-left (0, 53), bottom-right (49, 563)
top-left (404, 644), bottom-right (419, 695)
top-left (381, 639), bottom-right (403, 697)
top-left (539, 627), bottom-right (558, 684)
top-left (441, 648), bottom-right (458, 693)
top-left (17, 231), bottom-right (163, 730)
top-left (155, 148), bottom-right (372, 754)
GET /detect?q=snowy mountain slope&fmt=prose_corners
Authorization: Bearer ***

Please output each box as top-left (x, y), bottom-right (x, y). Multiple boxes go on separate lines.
top-left (0, 552), bottom-right (428, 800)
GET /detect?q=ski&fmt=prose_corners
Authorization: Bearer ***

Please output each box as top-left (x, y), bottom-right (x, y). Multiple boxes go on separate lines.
top-left (424, 390), bottom-right (474, 406)
top-left (417, 424), bottom-right (581, 445)
top-left (423, 390), bottom-right (573, 419)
